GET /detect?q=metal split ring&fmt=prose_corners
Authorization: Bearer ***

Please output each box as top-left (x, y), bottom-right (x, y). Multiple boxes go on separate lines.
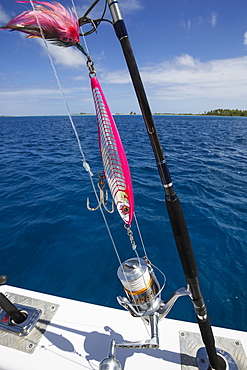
top-left (86, 57), bottom-right (96, 77)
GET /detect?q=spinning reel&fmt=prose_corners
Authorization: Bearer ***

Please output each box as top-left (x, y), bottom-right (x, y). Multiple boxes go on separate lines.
top-left (99, 257), bottom-right (191, 369)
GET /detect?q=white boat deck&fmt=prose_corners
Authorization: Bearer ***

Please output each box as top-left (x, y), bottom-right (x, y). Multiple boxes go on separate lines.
top-left (0, 285), bottom-right (246, 370)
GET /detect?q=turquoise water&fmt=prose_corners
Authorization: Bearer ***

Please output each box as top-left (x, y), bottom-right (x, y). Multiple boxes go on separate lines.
top-left (0, 115), bottom-right (246, 331)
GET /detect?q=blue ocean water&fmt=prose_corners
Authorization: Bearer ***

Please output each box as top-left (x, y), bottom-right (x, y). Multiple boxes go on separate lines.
top-left (0, 115), bottom-right (246, 332)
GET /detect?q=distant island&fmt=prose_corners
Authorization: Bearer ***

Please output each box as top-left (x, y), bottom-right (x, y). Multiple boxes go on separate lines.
top-left (203, 109), bottom-right (247, 117)
top-left (2, 109), bottom-right (246, 118)
top-left (76, 109), bottom-right (247, 117)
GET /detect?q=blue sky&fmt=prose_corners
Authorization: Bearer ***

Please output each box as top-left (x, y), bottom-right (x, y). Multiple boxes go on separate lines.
top-left (1, 0), bottom-right (247, 115)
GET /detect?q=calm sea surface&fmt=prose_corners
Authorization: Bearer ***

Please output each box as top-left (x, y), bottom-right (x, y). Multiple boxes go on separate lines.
top-left (0, 115), bottom-right (246, 331)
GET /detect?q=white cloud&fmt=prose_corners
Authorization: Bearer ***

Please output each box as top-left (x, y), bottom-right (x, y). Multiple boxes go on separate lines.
top-left (0, 88), bottom-right (61, 98)
top-left (76, 2), bottom-right (104, 21)
top-left (76, 0), bottom-right (143, 21)
top-left (120, 0), bottom-right (143, 13)
top-left (102, 70), bottom-right (130, 84)
top-left (146, 55), bottom-right (247, 100)
top-left (2, 47), bottom-right (247, 115)
top-left (28, 39), bottom-right (87, 69)
top-left (179, 14), bottom-right (192, 30)
top-left (0, 85), bottom-right (89, 98)
top-left (44, 43), bottom-right (86, 68)
top-left (0, 5), bottom-right (9, 24)
top-left (101, 54), bottom-right (247, 104)
top-left (180, 12), bottom-right (218, 31)
top-left (210, 12), bottom-right (218, 28)
top-left (0, 86), bottom-right (92, 115)
top-left (244, 31), bottom-right (247, 45)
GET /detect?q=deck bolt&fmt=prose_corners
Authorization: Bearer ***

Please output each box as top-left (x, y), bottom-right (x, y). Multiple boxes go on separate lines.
top-left (235, 341), bottom-right (240, 346)
top-left (180, 332), bottom-right (185, 337)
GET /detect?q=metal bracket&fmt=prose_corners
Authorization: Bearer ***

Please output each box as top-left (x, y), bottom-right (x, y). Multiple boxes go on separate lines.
top-left (116, 285), bottom-right (190, 349)
top-left (115, 336), bottom-right (159, 350)
top-left (0, 303), bottom-right (42, 336)
top-left (115, 313), bottom-right (159, 349)
top-left (180, 331), bottom-right (247, 369)
top-left (0, 292), bottom-right (59, 353)
top-left (197, 346), bottom-right (238, 370)
top-left (158, 287), bottom-right (191, 320)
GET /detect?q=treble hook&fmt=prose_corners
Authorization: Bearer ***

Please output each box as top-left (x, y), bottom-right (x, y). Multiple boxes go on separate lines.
top-left (87, 172), bottom-right (114, 213)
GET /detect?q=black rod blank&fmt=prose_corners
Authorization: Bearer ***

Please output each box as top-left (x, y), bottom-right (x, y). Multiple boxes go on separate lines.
top-left (106, 1), bottom-right (220, 368)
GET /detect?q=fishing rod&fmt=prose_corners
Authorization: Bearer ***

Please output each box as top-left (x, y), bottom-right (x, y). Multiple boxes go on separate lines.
top-left (106, 1), bottom-right (222, 369)
top-left (0, 2), bottom-right (229, 368)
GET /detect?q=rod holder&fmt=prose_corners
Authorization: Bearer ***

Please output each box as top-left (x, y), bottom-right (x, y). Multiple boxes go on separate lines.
top-left (0, 276), bottom-right (42, 336)
top-left (0, 275), bottom-right (26, 324)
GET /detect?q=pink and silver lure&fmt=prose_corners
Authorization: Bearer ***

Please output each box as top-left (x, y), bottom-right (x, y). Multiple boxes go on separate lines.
top-left (91, 76), bottom-right (134, 226)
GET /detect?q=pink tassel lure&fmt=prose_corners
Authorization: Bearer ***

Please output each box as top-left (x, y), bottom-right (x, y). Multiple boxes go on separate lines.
top-left (91, 76), bottom-right (134, 226)
top-left (1, 1), bottom-right (81, 48)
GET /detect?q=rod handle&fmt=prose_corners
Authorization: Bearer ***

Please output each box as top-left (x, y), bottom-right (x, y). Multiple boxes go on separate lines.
top-left (197, 316), bottom-right (225, 370)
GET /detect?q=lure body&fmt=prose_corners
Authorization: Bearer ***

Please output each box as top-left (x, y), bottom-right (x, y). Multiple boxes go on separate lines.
top-left (91, 76), bottom-right (134, 225)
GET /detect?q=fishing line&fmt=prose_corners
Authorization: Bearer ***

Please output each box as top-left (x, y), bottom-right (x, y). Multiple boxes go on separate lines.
top-left (27, 0), bottom-right (151, 317)
top-left (28, 0), bottom-right (91, 174)
top-left (27, 0), bottom-right (126, 270)
top-left (134, 212), bottom-right (149, 258)
top-left (71, 0), bottom-right (153, 303)
top-left (70, 0), bottom-right (90, 56)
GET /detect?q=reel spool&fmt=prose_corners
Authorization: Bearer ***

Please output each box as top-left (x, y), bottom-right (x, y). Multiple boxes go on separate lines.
top-left (117, 257), bottom-right (163, 317)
